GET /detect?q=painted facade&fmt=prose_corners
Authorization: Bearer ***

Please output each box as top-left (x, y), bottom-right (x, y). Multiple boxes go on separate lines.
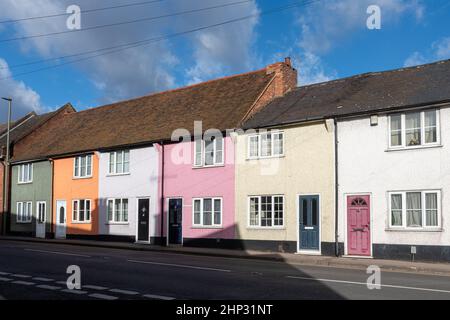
top-left (235, 122), bottom-right (336, 254)
top-left (53, 153), bottom-right (99, 237)
top-left (337, 106), bottom-right (450, 261)
top-left (10, 161), bottom-right (52, 237)
top-left (162, 137), bottom-right (236, 247)
top-left (98, 146), bottom-right (159, 242)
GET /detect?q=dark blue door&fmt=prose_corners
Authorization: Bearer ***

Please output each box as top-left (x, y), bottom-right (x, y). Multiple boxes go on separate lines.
top-left (169, 199), bottom-right (182, 245)
top-left (299, 196), bottom-right (320, 251)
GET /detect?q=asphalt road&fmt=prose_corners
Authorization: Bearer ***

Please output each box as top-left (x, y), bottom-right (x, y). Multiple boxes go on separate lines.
top-left (1, 240), bottom-right (450, 300)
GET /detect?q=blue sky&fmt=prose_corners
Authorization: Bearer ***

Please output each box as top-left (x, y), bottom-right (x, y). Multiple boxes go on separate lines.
top-left (0, 0), bottom-right (449, 122)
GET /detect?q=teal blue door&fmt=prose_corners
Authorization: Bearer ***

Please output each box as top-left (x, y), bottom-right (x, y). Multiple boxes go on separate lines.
top-left (299, 196), bottom-right (320, 251)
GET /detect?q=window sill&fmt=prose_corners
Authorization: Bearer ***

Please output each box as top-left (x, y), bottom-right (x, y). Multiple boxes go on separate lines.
top-left (106, 173), bottom-right (130, 177)
top-left (191, 226), bottom-right (223, 229)
top-left (18, 181), bottom-right (33, 185)
top-left (247, 227), bottom-right (286, 230)
top-left (247, 155), bottom-right (285, 161)
top-left (16, 221), bottom-right (32, 224)
top-left (385, 144), bottom-right (442, 152)
top-left (72, 221), bottom-right (92, 224)
top-left (73, 176), bottom-right (93, 180)
top-left (106, 222), bottom-right (129, 225)
top-left (192, 164), bottom-right (225, 169)
top-left (385, 228), bottom-right (443, 233)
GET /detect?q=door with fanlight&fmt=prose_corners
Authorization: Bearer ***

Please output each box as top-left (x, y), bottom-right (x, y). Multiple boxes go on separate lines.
top-left (55, 200), bottom-right (67, 239)
top-left (347, 195), bottom-right (371, 256)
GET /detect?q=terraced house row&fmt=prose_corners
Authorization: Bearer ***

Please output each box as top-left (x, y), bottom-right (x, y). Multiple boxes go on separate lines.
top-left (1, 58), bottom-right (450, 262)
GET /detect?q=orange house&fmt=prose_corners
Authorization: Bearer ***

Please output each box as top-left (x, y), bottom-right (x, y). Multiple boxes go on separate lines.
top-left (53, 153), bottom-right (99, 238)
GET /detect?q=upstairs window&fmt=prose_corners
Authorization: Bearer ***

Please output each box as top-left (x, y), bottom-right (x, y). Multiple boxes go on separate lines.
top-left (248, 132), bottom-right (284, 159)
top-left (109, 150), bottom-right (130, 175)
top-left (194, 136), bottom-right (224, 167)
top-left (72, 199), bottom-right (91, 223)
top-left (74, 155), bottom-right (93, 178)
top-left (389, 110), bottom-right (439, 148)
top-left (389, 191), bottom-right (440, 229)
top-left (18, 164), bottom-right (33, 183)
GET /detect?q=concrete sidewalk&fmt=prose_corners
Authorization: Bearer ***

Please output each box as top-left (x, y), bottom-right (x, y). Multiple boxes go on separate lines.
top-left (2, 235), bottom-right (450, 277)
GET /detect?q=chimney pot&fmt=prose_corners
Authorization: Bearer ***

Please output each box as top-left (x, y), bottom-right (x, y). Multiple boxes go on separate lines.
top-left (285, 57), bottom-right (292, 67)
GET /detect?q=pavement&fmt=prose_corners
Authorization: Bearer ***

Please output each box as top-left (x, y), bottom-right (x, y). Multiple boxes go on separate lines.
top-left (1, 239), bottom-right (450, 300)
top-left (1, 235), bottom-right (450, 277)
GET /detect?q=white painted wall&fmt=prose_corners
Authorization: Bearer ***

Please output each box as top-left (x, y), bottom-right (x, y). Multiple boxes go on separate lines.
top-left (338, 107), bottom-right (450, 253)
top-left (98, 146), bottom-right (159, 239)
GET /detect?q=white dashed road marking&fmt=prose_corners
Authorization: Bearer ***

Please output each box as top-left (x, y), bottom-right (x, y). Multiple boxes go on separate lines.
top-left (142, 294), bottom-right (175, 300)
top-left (25, 248), bottom-right (91, 258)
top-left (109, 289), bottom-right (139, 295)
top-left (83, 285), bottom-right (108, 290)
top-left (128, 259), bottom-right (231, 273)
top-left (287, 276), bottom-right (450, 294)
top-left (33, 277), bottom-right (54, 282)
top-left (0, 272), bottom-right (11, 276)
top-left (0, 277), bottom-right (12, 282)
top-left (36, 285), bottom-right (61, 291)
top-left (89, 293), bottom-right (118, 300)
top-left (12, 274), bottom-right (32, 278)
top-left (56, 281), bottom-right (68, 285)
top-left (61, 289), bottom-right (88, 295)
top-left (13, 281), bottom-right (35, 286)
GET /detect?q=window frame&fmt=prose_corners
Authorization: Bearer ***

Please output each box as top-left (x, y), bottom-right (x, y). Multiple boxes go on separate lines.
top-left (106, 198), bottom-right (129, 224)
top-left (388, 109), bottom-right (440, 149)
top-left (16, 201), bottom-right (32, 223)
top-left (72, 199), bottom-right (92, 223)
top-left (192, 197), bottom-right (223, 228)
top-left (193, 137), bottom-right (225, 168)
top-left (18, 163), bottom-right (33, 184)
top-left (73, 154), bottom-right (93, 179)
top-left (388, 190), bottom-right (441, 230)
top-left (247, 131), bottom-right (284, 160)
top-left (108, 150), bottom-right (130, 175)
top-left (247, 195), bottom-right (285, 228)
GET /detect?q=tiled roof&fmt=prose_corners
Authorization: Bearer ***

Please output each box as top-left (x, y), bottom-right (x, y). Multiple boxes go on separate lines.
top-left (244, 59), bottom-right (450, 129)
top-left (12, 68), bottom-right (275, 162)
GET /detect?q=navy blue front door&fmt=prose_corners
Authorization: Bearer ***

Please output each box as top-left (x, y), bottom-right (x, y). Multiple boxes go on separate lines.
top-left (299, 196), bottom-right (320, 251)
top-left (169, 199), bottom-right (182, 245)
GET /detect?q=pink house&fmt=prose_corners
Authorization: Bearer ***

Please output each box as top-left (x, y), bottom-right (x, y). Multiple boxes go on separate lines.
top-left (158, 59), bottom-right (298, 248)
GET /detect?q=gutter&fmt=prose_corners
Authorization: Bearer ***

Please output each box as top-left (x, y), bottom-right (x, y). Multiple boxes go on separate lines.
top-left (334, 118), bottom-right (339, 257)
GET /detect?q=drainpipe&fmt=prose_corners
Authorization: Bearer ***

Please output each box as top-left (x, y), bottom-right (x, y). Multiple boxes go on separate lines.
top-left (1, 161), bottom-right (5, 235)
top-left (334, 118), bottom-right (339, 257)
top-left (50, 159), bottom-right (54, 237)
top-left (159, 141), bottom-right (165, 246)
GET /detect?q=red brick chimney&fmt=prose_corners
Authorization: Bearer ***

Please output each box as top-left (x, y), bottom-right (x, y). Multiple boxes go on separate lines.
top-left (243, 57), bottom-right (298, 121)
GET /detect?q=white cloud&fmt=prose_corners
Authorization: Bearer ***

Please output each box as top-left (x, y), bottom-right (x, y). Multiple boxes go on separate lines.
top-left (0, 58), bottom-right (43, 122)
top-left (0, 0), bottom-right (261, 103)
top-left (296, 0), bottom-right (425, 55)
top-left (404, 37), bottom-right (450, 67)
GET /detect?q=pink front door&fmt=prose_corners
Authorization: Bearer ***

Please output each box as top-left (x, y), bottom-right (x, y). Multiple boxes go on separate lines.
top-left (347, 195), bottom-right (371, 256)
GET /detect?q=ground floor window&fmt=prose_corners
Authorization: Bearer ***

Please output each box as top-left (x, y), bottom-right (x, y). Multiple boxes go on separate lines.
top-left (72, 199), bottom-right (92, 223)
top-left (389, 190), bottom-right (440, 229)
top-left (17, 201), bottom-right (32, 223)
top-left (248, 195), bottom-right (284, 227)
top-left (107, 198), bottom-right (129, 223)
top-left (192, 198), bottom-right (222, 227)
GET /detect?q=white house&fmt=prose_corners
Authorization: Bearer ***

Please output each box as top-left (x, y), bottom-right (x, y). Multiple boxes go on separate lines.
top-left (98, 146), bottom-right (160, 243)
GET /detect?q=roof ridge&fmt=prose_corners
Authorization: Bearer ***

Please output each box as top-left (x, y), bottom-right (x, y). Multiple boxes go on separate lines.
top-left (75, 67), bottom-right (269, 115)
top-left (295, 58), bottom-right (450, 91)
